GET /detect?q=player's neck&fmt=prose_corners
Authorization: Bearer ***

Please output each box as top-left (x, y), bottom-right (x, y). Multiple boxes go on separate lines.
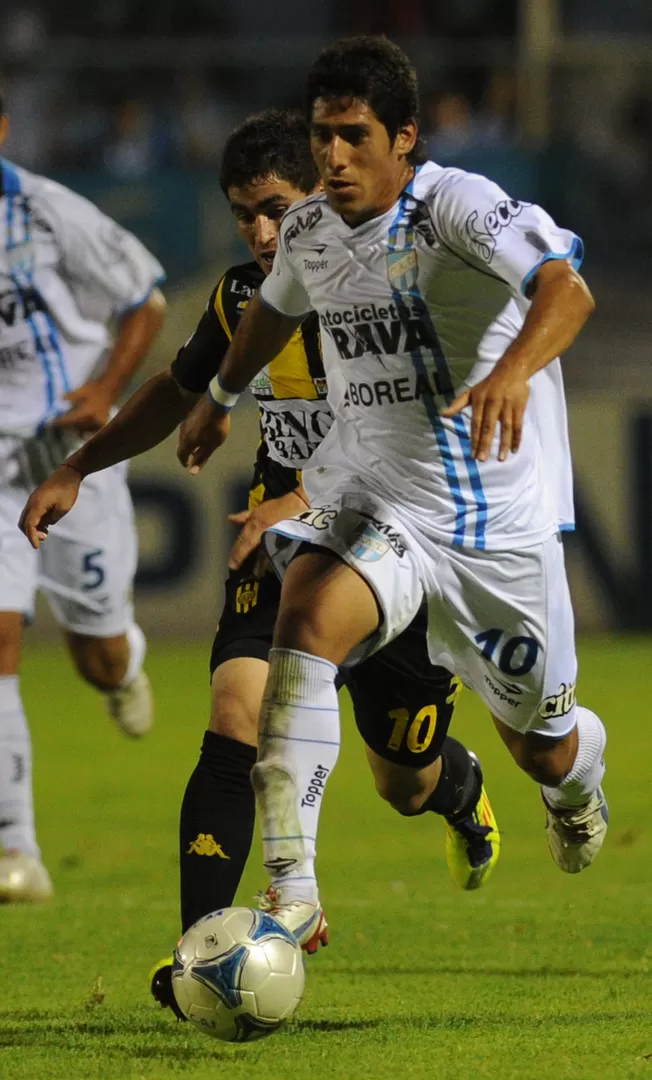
top-left (340, 163), bottom-right (415, 228)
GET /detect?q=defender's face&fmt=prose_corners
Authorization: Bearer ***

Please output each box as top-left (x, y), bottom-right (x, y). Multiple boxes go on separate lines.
top-left (310, 98), bottom-right (417, 226)
top-left (227, 178), bottom-right (312, 274)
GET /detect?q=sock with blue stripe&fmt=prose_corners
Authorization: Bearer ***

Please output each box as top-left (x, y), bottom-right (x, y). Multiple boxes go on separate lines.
top-left (252, 648), bottom-right (340, 906)
top-left (0, 676), bottom-right (39, 859)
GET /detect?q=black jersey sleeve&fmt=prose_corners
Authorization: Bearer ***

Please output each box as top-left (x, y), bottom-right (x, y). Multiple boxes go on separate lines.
top-left (170, 263), bottom-right (263, 394)
top-left (170, 283), bottom-right (230, 394)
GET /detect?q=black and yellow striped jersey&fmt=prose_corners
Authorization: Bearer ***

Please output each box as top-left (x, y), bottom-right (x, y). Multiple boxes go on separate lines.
top-left (171, 260), bottom-right (333, 508)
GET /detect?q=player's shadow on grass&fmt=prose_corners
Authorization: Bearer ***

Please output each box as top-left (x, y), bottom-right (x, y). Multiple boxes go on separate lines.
top-left (328, 965), bottom-right (614, 979)
top-left (294, 1018), bottom-right (383, 1034)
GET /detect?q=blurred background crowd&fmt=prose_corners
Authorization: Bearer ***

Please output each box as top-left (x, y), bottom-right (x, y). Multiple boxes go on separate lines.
top-left (2, 0), bottom-right (652, 275)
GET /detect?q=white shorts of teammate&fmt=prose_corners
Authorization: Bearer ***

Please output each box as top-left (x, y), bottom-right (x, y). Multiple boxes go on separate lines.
top-left (0, 460), bottom-right (137, 637)
top-left (264, 490), bottom-right (577, 739)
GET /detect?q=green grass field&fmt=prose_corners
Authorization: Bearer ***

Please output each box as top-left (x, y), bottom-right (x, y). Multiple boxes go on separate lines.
top-left (1, 637), bottom-right (651, 1080)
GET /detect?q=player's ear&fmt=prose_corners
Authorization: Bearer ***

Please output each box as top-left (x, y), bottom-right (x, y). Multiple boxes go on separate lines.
top-left (393, 120), bottom-right (418, 160)
top-left (0, 114), bottom-right (9, 148)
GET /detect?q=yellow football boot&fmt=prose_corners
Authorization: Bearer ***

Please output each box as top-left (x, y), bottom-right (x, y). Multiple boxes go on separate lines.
top-left (444, 754), bottom-right (500, 891)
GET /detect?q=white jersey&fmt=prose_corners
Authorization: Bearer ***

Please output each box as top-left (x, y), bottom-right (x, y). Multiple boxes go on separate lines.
top-left (260, 162), bottom-right (581, 550)
top-left (0, 158), bottom-right (164, 440)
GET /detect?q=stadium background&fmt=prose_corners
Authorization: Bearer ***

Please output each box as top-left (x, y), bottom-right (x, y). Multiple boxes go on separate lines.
top-left (3, 0), bottom-right (650, 639)
top-left (2, 6), bottom-right (652, 1079)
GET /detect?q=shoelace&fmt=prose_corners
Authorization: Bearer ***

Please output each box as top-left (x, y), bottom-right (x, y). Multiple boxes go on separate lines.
top-left (547, 796), bottom-right (604, 844)
top-left (255, 886), bottom-right (279, 913)
top-left (449, 818), bottom-right (494, 868)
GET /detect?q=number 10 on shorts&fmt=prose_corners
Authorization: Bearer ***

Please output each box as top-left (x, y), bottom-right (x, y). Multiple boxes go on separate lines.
top-left (474, 628), bottom-right (540, 677)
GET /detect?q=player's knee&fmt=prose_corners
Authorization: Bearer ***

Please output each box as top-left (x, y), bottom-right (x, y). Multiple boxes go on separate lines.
top-left (208, 696), bottom-right (258, 746)
top-left (372, 772), bottom-right (426, 816)
top-left (513, 738), bottom-right (575, 786)
top-left (69, 635), bottom-right (129, 691)
top-left (0, 613), bottom-right (23, 675)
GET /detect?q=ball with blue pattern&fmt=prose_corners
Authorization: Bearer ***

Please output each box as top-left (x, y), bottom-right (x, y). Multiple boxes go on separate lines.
top-left (171, 907), bottom-right (305, 1041)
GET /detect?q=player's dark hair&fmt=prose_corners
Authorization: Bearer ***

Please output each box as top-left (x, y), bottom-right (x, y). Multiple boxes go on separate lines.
top-left (220, 109), bottom-right (319, 196)
top-left (306, 35), bottom-right (426, 164)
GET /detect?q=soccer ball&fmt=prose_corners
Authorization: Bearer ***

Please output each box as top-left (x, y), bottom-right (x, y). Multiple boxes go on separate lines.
top-left (171, 907), bottom-right (305, 1042)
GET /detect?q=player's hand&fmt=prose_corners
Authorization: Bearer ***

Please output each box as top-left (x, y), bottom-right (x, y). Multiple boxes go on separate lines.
top-left (18, 464), bottom-right (83, 549)
top-left (227, 490), bottom-right (307, 571)
top-left (441, 369), bottom-right (530, 462)
top-left (51, 379), bottom-right (114, 434)
top-left (177, 395), bottom-right (231, 475)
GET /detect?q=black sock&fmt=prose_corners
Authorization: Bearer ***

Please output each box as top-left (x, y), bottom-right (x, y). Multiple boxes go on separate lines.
top-left (179, 730), bottom-right (257, 932)
top-left (418, 737), bottom-right (480, 821)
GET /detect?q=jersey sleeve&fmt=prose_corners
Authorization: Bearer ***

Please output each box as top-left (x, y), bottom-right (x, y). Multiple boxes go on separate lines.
top-left (259, 235), bottom-right (313, 318)
top-left (36, 181), bottom-right (165, 314)
top-left (430, 172), bottom-right (583, 297)
top-left (170, 276), bottom-right (234, 393)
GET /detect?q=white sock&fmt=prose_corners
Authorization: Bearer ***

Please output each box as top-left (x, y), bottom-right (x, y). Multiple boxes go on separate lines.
top-left (0, 676), bottom-right (39, 859)
top-left (118, 623), bottom-right (147, 689)
top-left (542, 706), bottom-right (606, 809)
top-left (252, 648), bottom-right (340, 906)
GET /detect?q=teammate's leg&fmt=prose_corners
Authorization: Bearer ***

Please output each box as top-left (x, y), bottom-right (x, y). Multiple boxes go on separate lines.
top-left (0, 481), bottom-right (52, 901)
top-left (0, 612), bottom-right (53, 901)
top-left (62, 623), bottom-right (152, 737)
top-left (42, 467), bottom-right (153, 737)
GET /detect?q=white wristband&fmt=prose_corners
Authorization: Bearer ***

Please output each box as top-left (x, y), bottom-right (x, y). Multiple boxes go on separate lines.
top-left (208, 375), bottom-right (240, 411)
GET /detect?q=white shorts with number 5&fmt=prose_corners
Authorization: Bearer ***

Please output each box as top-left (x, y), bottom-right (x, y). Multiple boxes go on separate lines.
top-left (264, 490), bottom-right (578, 738)
top-left (0, 452), bottom-right (138, 638)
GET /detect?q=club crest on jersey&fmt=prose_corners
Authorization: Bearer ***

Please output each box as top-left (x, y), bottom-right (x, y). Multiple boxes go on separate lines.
top-left (235, 579), bottom-right (259, 614)
top-left (386, 248), bottom-right (418, 292)
top-left (349, 522), bottom-right (391, 562)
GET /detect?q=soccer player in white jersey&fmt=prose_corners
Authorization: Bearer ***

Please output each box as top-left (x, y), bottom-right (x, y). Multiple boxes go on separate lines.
top-left (0, 92), bottom-right (166, 901)
top-left (168, 36), bottom-right (608, 948)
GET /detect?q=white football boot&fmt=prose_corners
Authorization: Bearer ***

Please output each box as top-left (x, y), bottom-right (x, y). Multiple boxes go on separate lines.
top-left (543, 786), bottom-right (608, 873)
top-left (105, 672), bottom-right (153, 738)
top-left (258, 886), bottom-right (328, 954)
top-left (0, 851), bottom-right (53, 902)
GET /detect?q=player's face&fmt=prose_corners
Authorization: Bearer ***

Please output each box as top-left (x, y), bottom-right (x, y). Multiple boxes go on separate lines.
top-left (0, 115), bottom-right (9, 147)
top-left (310, 98), bottom-right (417, 226)
top-left (228, 178), bottom-right (311, 274)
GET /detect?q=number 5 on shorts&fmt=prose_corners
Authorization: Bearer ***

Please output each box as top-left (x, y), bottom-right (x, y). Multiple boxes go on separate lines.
top-left (81, 549), bottom-right (106, 591)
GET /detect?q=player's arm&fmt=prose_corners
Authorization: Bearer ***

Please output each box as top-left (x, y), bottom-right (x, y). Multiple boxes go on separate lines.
top-left (437, 175), bottom-right (594, 460)
top-left (177, 240), bottom-right (312, 474)
top-left (228, 477), bottom-right (309, 571)
top-left (443, 259), bottom-right (594, 461)
top-left (53, 291), bottom-right (167, 433)
top-left (38, 187), bottom-right (168, 433)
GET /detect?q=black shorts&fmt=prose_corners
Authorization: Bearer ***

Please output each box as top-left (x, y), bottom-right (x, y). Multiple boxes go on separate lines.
top-left (344, 606), bottom-right (460, 768)
top-left (209, 555), bottom-right (281, 674)
top-left (210, 562), bottom-right (459, 769)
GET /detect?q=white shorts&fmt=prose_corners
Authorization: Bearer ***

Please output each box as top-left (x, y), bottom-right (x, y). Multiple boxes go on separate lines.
top-left (0, 457), bottom-right (138, 638)
top-left (264, 491), bottom-right (578, 738)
